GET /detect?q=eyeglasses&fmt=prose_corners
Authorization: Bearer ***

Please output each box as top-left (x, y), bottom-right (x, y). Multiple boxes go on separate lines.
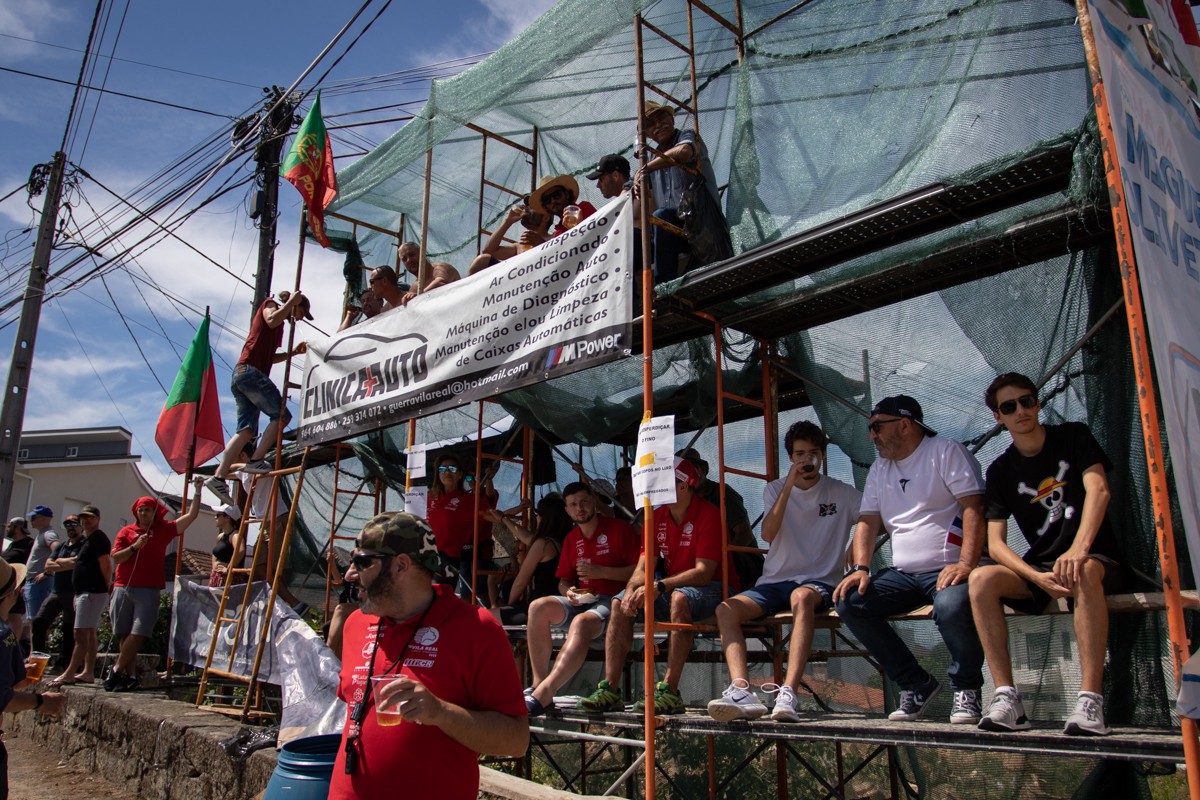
top-left (997, 394), bottom-right (1038, 415)
top-left (437, 464), bottom-right (460, 474)
top-left (867, 418), bottom-right (904, 435)
top-left (349, 552), bottom-right (390, 570)
top-left (64, 522), bottom-right (79, 527)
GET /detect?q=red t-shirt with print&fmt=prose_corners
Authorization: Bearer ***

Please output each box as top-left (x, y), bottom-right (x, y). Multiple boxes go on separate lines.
top-left (556, 515), bottom-right (640, 596)
top-left (426, 489), bottom-right (492, 557)
top-left (647, 495), bottom-right (737, 590)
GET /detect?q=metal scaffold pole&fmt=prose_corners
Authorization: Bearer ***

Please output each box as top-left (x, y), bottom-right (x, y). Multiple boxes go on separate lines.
top-left (0, 152), bottom-right (68, 518)
top-left (1074, 2), bottom-right (1200, 797)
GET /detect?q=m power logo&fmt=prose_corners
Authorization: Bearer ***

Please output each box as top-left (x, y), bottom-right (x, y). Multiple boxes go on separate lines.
top-left (304, 332), bottom-right (431, 418)
top-left (543, 332), bottom-right (622, 370)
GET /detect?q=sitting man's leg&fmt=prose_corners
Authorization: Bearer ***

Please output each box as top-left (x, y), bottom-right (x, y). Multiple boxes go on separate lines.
top-left (525, 595), bottom-right (568, 687)
top-left (836, 568), bottom-right (941, 721)
top-left (649, 583), bottom-right (723, 715)
top-left (708, 582), bottom-right (792, 721)
top-left (1065, 557), bottom-right (1115, 736)
top-left (773, 583), bottom-right (833, 722)
top-left (970, 563), bottom-right (1035, 731)
top-left (578, 593), bottom-right (635, 712)
top-left (530, 601), bottom-right (610, 715)
top-left (928, 575), bottom-right (984, 724)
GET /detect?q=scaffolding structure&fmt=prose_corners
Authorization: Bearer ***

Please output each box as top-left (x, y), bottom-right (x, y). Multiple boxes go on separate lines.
top-left (197, 0), bottom-right (1200, 796)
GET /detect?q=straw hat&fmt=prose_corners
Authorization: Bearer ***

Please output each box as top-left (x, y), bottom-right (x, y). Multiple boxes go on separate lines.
top-left (642, 100), bottom-right (676, 122)
top-left (529, 175), bottom-right (580, 214)
top-left (0, 557), bottom-right (27, 597)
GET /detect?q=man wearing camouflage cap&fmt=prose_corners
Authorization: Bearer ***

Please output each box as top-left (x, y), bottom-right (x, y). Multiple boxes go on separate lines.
top-left (329, 512), bottom-right (528, 800)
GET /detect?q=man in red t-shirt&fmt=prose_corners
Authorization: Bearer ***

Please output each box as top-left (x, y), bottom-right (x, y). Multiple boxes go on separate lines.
top-left (330, 512), bottom-right (527, 800)
top-left (522, 482), bottom-right (638, 716)
top-left (205, 289), bottom-right (312, 506)
top-left (106, 489), bottom-right (202, 691)
top-left (578, 458), bottom-right (736, 715)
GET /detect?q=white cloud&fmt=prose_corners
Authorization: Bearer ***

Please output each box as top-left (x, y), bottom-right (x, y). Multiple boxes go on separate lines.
top-left (410, 0), bottom-right (558, 70)
top-left (0, 0), bottom-right (71, 55)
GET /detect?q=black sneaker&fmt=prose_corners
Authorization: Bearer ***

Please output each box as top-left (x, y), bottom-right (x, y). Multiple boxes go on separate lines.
top-left (204, 476), bottom-right (235, 505)
top-left (103, 668), bottom-right (120, 692)
top-left (888, 677), bottom-right (942, 721)
top-left (112, 672), bottom-right (140, 693)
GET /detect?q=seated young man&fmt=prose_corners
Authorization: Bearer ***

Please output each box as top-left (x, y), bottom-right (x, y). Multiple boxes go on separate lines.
top-left (522, 482), bottom-right (639, 716)
top-left (970, 373), bottom-right (1127, 736)
top-left (578, 458), bottom-right (737, 715)
top-left (707, 421), bottom-right (861, 722)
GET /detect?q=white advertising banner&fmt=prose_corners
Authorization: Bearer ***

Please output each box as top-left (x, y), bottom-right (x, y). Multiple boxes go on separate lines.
top-left (299, 195), bottom-right (634, 445)
top-left (1089, 0), bottom-right (1200, 583)
top-left (632, 415), bottom-right (677, 508)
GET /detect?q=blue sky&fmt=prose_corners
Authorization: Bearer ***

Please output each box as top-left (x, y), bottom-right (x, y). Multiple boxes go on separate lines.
top-left (0, 0), bottom-right (555, 506)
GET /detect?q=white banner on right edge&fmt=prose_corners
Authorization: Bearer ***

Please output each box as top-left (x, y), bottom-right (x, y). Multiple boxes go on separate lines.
top-left (1089, 0), bottom-right (1200, 584)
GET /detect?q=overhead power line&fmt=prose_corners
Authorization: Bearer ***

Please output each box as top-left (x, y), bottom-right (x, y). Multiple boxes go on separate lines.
top-left (0, 66), bottom-right (231, 119)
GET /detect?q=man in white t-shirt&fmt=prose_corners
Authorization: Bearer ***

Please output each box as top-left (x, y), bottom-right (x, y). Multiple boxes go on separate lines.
top-left (707, 421), bottom-right (861, 723)
top-left (833, 396), bottom-right (986, 725)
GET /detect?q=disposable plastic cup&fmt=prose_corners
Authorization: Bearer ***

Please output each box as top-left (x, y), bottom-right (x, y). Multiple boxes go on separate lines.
top-left (371, 675), bottom-right (407, 726)
top-left (25, 652), bottom-right (49, 682)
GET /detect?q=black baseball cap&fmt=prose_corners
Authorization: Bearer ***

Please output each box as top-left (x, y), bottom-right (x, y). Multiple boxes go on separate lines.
top-left (871, 395), bottom-right (938, 437)
top-left (586, 154), bottom-right (631, 180)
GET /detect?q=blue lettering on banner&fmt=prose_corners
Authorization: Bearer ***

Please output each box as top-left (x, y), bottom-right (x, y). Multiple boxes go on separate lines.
top-left (1122, 113), bottom-right (1200, 282)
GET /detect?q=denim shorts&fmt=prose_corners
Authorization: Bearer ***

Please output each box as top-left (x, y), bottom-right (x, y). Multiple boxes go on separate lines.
top-left (109, 586), bottom-right (160, 637)
top-left (738, 579), bottom-right (834, 616)
top-left (232, 363), bottom-right (286, 436)
top-left (545, 594), bottom-right (615, 635)
top-left (615, 581), bottom-right (725, 622)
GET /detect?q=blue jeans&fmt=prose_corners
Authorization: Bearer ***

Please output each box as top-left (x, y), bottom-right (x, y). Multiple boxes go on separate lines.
top-left (652, 207), bottom-right (685, 282)
top-left (835, 567), bottom-right (983, 691)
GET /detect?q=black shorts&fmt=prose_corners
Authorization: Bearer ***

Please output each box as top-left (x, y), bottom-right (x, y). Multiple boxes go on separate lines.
top-left (1002, 554), bottom-right (1127, 615)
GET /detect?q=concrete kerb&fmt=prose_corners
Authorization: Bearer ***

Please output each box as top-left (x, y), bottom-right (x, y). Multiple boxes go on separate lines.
top-left (9, 685), bottom-right (277, 800)
top-left (479, 767), bottom-right (614, 800)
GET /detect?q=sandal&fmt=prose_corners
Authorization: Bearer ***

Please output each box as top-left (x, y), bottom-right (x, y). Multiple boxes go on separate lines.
top-left (46, 676), bottom-right (77, 688)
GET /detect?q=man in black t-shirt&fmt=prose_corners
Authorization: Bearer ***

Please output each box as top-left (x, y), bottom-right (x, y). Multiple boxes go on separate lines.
top-left (48, 504), bottom-right (111, 686)
top-left (970, 373), bottom-right (1126, 737)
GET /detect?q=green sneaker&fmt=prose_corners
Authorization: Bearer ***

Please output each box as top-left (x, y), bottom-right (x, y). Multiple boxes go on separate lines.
top-left (634, 681), bottom-right (686, 715)
top-left (577, 679), bottom-right (623, 712)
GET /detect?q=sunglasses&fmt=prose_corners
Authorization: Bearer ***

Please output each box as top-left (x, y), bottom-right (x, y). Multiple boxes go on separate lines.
top-left (349, 552), bottom-right (390, 570)
top-left (997, 394), bottom-right (1038, 415)
top-left (542, 188), bottom-right (570, 204)
top-left (867, 418), bottom-right (904, 435)
top-left (437, 464), bottom-right (460, 474)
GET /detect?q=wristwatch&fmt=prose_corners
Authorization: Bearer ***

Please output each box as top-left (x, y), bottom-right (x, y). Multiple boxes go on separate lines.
top-left (655, 579), bottom-right (668, 595)
top-left (844, 564), bottom-right (870, 577)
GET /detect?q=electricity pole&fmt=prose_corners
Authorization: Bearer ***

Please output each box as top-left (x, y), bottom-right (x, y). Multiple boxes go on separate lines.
top-left (0, 153), bottom-right (68, 517)
top-left (250, 87), bottom-right (299, 320)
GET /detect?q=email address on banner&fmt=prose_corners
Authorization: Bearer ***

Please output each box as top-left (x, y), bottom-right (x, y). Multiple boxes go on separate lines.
top-left (447, 360), bottom-right (532, 396)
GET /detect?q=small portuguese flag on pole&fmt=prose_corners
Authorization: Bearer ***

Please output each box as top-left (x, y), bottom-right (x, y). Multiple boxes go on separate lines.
top-left (155, 313), bottom-right (224, 474)
top-left (282, 90), bottom-right (338, 248)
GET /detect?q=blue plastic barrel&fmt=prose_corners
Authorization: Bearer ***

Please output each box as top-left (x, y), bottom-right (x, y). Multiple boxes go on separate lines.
top-left (262, 733), bottom-right (341, 799)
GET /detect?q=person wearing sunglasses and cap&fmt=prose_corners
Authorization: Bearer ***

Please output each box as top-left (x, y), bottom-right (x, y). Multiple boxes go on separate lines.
top-left (32, 515), bottom-right (84, 670)
top-left (833, 395), bottom-right (987, 726)
top-left (971, 373), bottom-right (1128, 736)
top-left (0, 554), bottom-right (65, 794)
top-left (328, 512), bottom-right (527, 800)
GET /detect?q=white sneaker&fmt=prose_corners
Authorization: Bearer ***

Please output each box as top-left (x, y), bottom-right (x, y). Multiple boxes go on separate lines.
top-left (707, 679), bottom-right (767, 722)
top-left (1063, 692), bottom-right (1110, 736)
top-left (978, 689), bottom-right (1031, 731)
top-left (770, 685), bottom-right (801, 723)
top-left (950, 689), bottom-right (982, 724)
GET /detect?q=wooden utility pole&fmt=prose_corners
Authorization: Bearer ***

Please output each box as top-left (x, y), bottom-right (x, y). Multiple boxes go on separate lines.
top-left (251, 87), bottom-right (298, 319)
top-left (0, 152), bottom-right (68, 517)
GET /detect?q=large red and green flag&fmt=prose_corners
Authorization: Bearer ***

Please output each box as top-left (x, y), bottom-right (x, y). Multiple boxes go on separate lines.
top-left (155, 314), bottom-right (224, 474)
top-left (282, 90), bottom-right (338, 247)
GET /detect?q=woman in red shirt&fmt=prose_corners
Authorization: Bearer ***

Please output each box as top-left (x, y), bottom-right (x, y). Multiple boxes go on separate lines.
top-left (426, 454), bottom-right (496, 601)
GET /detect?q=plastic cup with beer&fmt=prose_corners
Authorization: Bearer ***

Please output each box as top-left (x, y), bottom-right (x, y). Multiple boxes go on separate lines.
top-left (562, 205), bottom-right (582, 228)
top-left (371, 674), bottom-right (408, 726)
top-left (26, 651), bottom-right (50, 682)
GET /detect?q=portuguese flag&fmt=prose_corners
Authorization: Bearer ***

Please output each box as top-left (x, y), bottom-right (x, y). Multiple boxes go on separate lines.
top-left (155, 314), bottom-right (224, 474)
top-left (282, 91), bottom-right (338, 247)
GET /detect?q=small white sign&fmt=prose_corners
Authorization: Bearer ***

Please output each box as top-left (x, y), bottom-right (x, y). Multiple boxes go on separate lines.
top-left (404, 486), bottom-right (428, 519)
top-left (406, 444), bottom-right (427, 480)
top-left (632, 415), bottom-right (676, 509)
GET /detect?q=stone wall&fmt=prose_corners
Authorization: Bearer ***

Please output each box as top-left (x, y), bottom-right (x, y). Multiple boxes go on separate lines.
top-left (10, 685), bottom-right (277, 800)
